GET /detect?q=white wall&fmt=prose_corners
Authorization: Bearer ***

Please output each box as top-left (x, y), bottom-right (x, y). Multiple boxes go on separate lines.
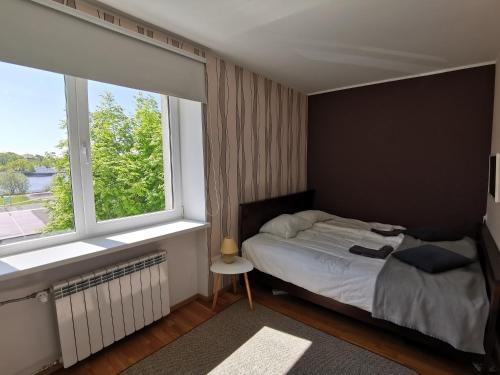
top-left (487, 58), bottom-right (500, 246)
top-left (0, 230), bottom-right (208, 375)
top-left (178, 99), bottom-right (206, 222)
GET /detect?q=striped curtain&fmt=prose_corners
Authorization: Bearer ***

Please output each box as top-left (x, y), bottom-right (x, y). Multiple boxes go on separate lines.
top-left (205, 56), bottom-right (307, 258)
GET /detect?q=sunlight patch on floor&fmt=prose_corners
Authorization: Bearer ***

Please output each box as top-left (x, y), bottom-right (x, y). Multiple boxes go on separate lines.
top-left (209, 326), bottom-right (312, 375)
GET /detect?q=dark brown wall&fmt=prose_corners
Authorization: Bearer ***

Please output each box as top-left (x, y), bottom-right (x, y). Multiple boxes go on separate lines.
top-left (308, 65), bottom-right (496, 233)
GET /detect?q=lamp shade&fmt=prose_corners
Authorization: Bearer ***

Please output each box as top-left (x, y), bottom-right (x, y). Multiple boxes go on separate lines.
top-left (221, 237), bottom-right (238, 254)
top-left (221, 237), bottom-right (238, 263)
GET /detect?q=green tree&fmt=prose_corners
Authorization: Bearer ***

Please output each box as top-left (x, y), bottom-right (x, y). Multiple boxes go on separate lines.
top-left (0, 171), bottom-right (29, 195)
top-left (44, 119), bottom-right (73, 232)
top-left (6, 158), bottom-right (34, 173)
top-left (42, 152), bottom-right (57, 167)
top-left (127, 94), bottom-right (165, 215)
top-left (45, 92), bottom-right (165, 231)
top-left (0, 152), bottom-right (22, 166)
top-left (89, 92), bottom-right (135, 220)
top-left (90, 92), bottom-right (165, 221)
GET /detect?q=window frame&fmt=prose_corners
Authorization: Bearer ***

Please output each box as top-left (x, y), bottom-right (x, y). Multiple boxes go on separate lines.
top-left (0, 73), bottom-right (183, 257)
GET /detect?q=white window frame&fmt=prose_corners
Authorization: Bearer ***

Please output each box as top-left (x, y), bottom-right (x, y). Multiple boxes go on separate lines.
top-left (0, 73), bottom-right (183, 257)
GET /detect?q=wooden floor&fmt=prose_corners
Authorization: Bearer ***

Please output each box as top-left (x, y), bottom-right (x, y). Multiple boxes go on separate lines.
top-left (56, 285), bottom-right (477, 375)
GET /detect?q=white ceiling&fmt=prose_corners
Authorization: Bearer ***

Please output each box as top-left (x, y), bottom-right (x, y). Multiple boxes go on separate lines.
top-left (98, 0), bottom-right (500, 94)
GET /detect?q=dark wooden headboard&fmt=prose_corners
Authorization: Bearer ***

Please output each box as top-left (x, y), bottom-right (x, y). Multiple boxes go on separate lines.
top-left (238, 190), bottom-right (315, 248)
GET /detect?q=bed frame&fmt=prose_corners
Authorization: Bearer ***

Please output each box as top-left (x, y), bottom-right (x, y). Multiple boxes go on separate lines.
top-left (238, 190), bottom-right (500, 373)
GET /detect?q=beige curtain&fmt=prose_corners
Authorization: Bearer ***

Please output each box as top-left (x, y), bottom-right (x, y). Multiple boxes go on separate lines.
top-left (204, 56), bottom-right (308, 258)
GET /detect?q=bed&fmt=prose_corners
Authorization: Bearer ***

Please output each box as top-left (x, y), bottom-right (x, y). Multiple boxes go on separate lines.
top-left (238, 190), bottom-right (500, 372)
top-left (243, 217), bottom-right (405, 312)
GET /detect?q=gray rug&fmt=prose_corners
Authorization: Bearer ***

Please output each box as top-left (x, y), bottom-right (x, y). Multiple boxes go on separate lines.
top-left (122, 300), bottom-right (418, 375)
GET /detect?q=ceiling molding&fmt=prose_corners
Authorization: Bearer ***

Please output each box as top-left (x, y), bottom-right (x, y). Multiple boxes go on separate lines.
top-left (308, 61), bottom-right (497, 96)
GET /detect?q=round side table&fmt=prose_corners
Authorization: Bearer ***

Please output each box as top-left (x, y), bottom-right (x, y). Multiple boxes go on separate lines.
top-left (210, 256), bottom-right (254, 310)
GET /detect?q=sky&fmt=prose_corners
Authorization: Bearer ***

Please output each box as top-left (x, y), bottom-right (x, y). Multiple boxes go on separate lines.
top-left (0, 60), bottom-right (161, 156)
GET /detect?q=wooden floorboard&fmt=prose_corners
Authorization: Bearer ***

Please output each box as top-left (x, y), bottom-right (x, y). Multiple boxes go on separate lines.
top-left (56, 285), bottom-right (477, 375)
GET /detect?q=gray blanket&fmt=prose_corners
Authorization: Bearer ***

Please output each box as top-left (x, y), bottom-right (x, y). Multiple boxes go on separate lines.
top-left (372, 236), bottom-right (489, 354)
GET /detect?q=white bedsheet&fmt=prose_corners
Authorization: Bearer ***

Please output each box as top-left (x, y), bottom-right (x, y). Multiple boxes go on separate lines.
top-left (242, 220), bottom-right (404, 312)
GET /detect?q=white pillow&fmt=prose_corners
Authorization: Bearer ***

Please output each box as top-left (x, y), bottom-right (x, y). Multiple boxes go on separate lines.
top-left (294, 210), bottom-right (334, 224)
top-left (259, 214), bottom-right (312, 239)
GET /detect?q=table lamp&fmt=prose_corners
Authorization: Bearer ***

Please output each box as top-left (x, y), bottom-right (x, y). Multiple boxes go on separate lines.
top-left (221, 237), bottom-right (238, 263)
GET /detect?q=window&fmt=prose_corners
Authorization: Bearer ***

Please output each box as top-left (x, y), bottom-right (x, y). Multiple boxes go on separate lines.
top-left (0, 61), bottom-right (181, 255)
top-left (87, 81), bottom-right (172, 222)
top-left (0, 62), bottom-right (75, 245)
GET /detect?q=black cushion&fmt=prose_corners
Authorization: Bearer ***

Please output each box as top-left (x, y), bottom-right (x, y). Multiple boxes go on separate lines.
top-left (349, 245), bottom-right (394, 259)
top-left (392, 245), bottom-right (474, 273)
top-left (371, 228), bottom-right (404, 237)
top-left (402, 227), bottom-right (464, 242)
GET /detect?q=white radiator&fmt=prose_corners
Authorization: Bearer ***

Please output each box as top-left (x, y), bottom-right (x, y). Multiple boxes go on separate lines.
top-left (52, 251), bottom-right (170, 368)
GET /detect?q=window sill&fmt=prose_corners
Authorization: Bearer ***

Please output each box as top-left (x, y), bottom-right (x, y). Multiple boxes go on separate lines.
top-left (0, 220), bottom-right (209, 282)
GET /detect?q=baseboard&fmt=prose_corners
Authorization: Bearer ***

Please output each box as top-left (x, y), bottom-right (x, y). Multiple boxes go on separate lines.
top-left (32, 361), bottom-right (62, 375)
top-left (170, 294), bottom-right (201, 311)
top-left (196, 293), bottom-right (212, 303)
top-left (170, 288), bottom-right (231, 310)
